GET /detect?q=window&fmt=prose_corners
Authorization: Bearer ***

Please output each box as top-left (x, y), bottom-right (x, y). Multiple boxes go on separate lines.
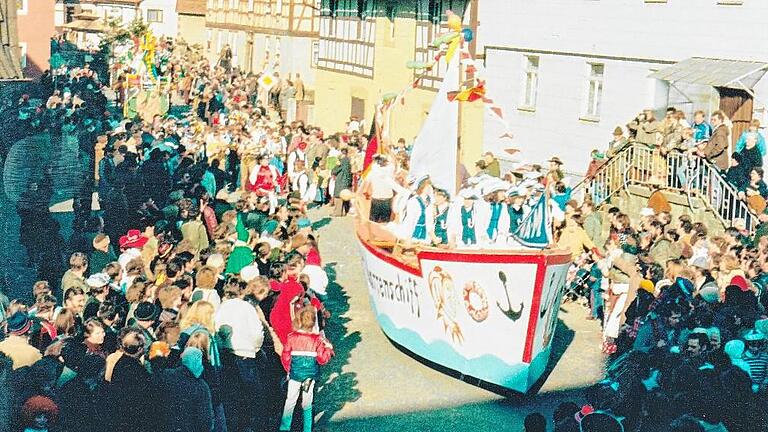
top-left (276, 0), bottom-right (283, 15)
top-left (146, 9), bottom-right (163, 23)
top-left (18, 42), bottom-right (27, 69)
top-left (522, 55), bottom-right (539, 109)
top-left (16, 0), bottom-right (28, 15)
top-left (248, 0), bottom-right (253, 11)
top-left (585, 63), bottom-right (604, 119)
top-left (311, 40), bottom-right (319, 67)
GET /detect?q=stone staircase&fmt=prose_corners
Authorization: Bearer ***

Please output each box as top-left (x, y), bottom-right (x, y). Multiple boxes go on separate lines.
top-left (573, 143), bottom-right (758, 234)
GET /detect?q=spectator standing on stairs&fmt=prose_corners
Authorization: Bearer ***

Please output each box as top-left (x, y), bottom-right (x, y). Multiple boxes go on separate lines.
top-left (607, 126), bottom-right (629, 158)
top-left (698, 110), bottom-right (730, 171)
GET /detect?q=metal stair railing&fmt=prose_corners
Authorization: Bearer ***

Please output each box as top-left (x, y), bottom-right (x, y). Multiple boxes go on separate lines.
top-left (578, 142), bottom-right (758, 230)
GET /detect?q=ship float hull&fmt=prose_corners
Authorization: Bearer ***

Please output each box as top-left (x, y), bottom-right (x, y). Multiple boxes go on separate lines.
top-left (357, 236), bottom-right (571, 393)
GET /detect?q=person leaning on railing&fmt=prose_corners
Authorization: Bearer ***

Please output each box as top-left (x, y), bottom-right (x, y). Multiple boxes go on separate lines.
top-left (696, 111), bottom-right (730, 171)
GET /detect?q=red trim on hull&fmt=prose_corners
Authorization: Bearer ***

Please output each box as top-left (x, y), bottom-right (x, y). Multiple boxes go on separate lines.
top-left (357, 236), bottom-right (423, 277)
top-left (523, 262), bottom-right (547, 363)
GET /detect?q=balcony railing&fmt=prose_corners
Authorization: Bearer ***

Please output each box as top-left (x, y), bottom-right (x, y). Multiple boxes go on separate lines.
top-left (580, 143), bottom-right (758, 230)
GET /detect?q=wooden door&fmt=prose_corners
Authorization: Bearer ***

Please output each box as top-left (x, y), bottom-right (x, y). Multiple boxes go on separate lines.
top-left (351, 96), bottom-right (365, 121)
top-left (718, 87), bottom-right (753, 152)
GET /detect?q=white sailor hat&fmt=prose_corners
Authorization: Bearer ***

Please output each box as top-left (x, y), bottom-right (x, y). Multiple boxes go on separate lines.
top-left (507, 187), bottom-right (524, 198)
top-left (523, 171), bottom-right (545, 180)
top-left (482, 180), bottom-right (509, 196)
top-left (460, 188), bottom-right (480, 200)
top-left (409, 173), bottom-right (431, 188)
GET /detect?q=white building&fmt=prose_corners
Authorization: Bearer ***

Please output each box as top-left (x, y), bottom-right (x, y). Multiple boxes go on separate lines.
top-left (58, 1), bottom-right (179, 38)
top-left (478, 0), bottom-right (768, 175)
top-left (140, 0), bottom-right (178, 37)
top-left (75, 0), bottom-right (142, 26)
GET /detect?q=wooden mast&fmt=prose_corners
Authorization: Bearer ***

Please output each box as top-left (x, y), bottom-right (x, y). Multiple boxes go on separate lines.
top-left (455, 0), bottom-right (479, 194)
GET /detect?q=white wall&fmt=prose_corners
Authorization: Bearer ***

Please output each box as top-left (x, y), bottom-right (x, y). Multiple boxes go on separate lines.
top-left (478, 0), bottom-right (768, 174)
top-left (81, 4), bottom-right (139, 26)
top-left (140, 0), bottom-right (178, 38)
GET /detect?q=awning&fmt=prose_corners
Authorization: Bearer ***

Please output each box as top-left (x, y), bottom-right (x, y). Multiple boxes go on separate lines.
top-left (62, 18), bottom-right (108, 33)
top-left (649, 57), bottom-right (768, 90)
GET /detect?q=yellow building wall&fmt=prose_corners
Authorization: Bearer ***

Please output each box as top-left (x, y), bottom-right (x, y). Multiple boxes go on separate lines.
top-left (313, 16), bottom-right (484, 169)
top-left (178, 15), bottom-right (207, 48)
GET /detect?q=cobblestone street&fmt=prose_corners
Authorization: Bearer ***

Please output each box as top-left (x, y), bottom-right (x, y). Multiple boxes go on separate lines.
top-left (311, 208), bottom-right (606, 431)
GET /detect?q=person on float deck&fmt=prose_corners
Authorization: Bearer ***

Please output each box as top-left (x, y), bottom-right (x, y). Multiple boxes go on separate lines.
top-left (479, 180), bottom-right (510, 247)
top-left (400, 175), bottom-right (434, 243)
top-left (431, 188), bottom-right (451, 246)
top-left (448, 189), bottom-right (482, 249)
top-left (505, 187), bottom-right (526, 244)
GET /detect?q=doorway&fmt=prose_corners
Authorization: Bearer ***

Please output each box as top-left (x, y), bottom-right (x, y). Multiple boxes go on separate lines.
top-left (717, 87), bottom-right (753, 151)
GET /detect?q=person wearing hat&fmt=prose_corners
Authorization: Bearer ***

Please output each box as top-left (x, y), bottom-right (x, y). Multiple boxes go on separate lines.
top-left (480, 180), bottom-right (510, 247)
top-left (607, 126), bottom-right (629, 159)
top-left (225, 211), bottom-right (257, 275)
top-left (0, 311), bottom-right (42, 369)
top-left (132, 301), bottom-right (159, 350)
top-left (447, 188), bottom-right (482, 249)
top-left (503, 187), bottom-right (526, 243)
top-left (742, 329), bottom-right (768, 388)
top-left (400, 174), bottom-right (434, 243)
top-left (296, 217), bottom-right (313, 236)
top-left (83, 272), bottom-right (112, 320)
top-left (546, 156), bottom-right (564, 185)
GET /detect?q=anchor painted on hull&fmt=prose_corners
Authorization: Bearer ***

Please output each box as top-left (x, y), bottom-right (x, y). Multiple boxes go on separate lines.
top-left (497, 271), bottom-right (524, 321)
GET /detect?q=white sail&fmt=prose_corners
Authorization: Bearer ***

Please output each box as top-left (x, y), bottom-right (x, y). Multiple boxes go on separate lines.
top-left (408, 54), bottom-right (460, 196)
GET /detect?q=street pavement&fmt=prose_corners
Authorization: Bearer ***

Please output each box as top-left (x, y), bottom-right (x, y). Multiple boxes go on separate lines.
top-left (311, 208), bottom-right (606, 431)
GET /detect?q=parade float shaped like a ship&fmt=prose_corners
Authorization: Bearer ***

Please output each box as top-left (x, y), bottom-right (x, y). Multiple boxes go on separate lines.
top-left (353, 14), bottom-right (572, 394)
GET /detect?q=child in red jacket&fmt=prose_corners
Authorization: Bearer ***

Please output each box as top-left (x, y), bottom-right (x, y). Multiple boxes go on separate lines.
top-left (279, 305), bottom-right (334, 432)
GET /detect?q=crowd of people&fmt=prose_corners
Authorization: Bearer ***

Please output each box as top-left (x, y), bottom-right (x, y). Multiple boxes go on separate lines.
top-left (0, 44), bottom-right (375, 432)
top-left (522, 108), bottom-right (768, 431)
top-left (601, 107), bottom-right (768, 214)
top-left (8, 30), bottom-right (768, 432)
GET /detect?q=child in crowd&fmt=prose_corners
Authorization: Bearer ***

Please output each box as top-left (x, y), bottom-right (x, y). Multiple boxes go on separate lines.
top-left (279, 305), bottom-right (334, 432)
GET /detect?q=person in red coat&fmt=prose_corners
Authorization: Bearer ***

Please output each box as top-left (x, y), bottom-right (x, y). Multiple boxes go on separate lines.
top-left (247, 154), bottom-right (279, 213)
top-left (278, 305), bottom-right (334, 432)
top-left (269, 256), bottom-right (323, 345)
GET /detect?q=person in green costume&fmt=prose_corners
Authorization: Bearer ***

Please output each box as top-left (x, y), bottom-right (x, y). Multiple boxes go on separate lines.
top-left (224, 212), bottom-right (255, 275)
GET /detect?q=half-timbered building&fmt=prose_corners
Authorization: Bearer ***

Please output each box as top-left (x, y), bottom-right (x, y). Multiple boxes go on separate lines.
top-left (205, 0), bottom-right (319, 84)
top-left (313, 0), bottom-right (485, 166)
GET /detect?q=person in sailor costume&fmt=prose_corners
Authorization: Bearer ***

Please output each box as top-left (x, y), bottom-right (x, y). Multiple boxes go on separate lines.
top-left (505, 187), bottom-right (526, 243)
top-left (431, 188), bottom-right (451, 246)
top-left (479, 179), bottom-right (511, 247)
top-left (399, 174), bottom-right (435, 243)
top-left (448, 188), bottom-right (482, 249)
